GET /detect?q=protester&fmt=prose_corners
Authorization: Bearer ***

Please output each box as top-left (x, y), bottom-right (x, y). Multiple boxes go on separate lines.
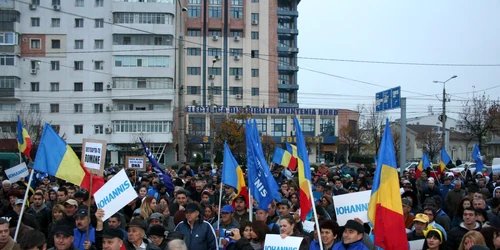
top-left (458, 231), bottom-right (487, 250)
top-left (50, 224), bottom-right (77, 250)
top-left (174, 203), bottom-right (217, 250)
top-left (0, 218), bottom-right (20, 249)
top-left (407, 214), bottom-right (429, 241)
top-left (278, 215), bottom-right (310, 250)
top-left (332, 219), bottom-right (368, 250)
top-left (100, 228), bottom-right (124, 250)
top-left (18, 230), bottom-right (46, 250)
top-left (148, 225), bottom-right (168, 249)
top-left (422, 227), bottom-right (446, 250)
top-left (124, 218), bottom-right (160, 250)
top-left (310, 220), bottom-right (340, 250)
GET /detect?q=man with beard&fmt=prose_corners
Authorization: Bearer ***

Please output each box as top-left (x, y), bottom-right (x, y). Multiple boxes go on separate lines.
top-left (232, 196), bottom-right (250, 224)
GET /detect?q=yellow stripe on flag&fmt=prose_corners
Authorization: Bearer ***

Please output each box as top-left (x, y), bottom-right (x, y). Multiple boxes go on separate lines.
top-left (55, 145), bottom-right (86, 185)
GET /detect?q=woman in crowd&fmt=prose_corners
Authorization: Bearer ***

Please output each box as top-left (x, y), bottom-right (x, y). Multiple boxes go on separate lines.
top-left (239, 221), bottom-right (253, 241)
top-left (138, 186), bottom-right (148, 199)
top-left (156, 203), bottom-right (175, 232)
top-left (158, 196), bottom-right (170, 206)
top-left (148, 224), bottom-right (168, 249)
top-left (452, 197), bottom-right (472, 227)
top-left (480, 227), bottom-right (500, 250)
top-left (279, 214), bottom-right (310, 250)
top-left (203, 204), bottom-right (216, 224)
top-left (139, 196), bottom-right (157, 222)
top-left (458, 231), bottom-right (487, 250)
top-left (310, 220), bottom-right (340, 250)
top-left (422, 227), bottom-right (447, 250)
top-left (289, 192), bottom-right (299, 206)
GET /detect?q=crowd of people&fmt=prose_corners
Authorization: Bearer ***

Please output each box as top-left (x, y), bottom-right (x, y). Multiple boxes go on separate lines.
top-left (0, 160), bottom-right (498, 250)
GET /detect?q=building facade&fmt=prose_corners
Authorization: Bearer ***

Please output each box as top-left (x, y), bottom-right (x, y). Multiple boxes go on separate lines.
top-left (0, 0), bottom-right (176, 165)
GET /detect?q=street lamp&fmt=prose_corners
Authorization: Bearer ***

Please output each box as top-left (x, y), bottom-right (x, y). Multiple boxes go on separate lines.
top-left (177, 0), bottom-right (187, 163)
top-left (433, 75), bottom-right (457, 150)
top-left (209, 59), bottom-right (217, 168)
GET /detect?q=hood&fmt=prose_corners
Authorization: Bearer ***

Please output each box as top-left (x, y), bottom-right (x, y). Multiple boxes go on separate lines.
top-left (459, 221), bottom-right (481, 231)
top-left (493, 186), bottom-right (500, 197)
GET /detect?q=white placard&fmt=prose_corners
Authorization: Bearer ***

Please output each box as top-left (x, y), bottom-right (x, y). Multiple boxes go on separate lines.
top-left (264, 234), bottom-right (303, 250)
top-left (5, 163), bottom-right (29, 183)
top-left (492, 164), bottom-right (500, 175)
top-left (409, 239), bottom-right (425, 250)
top-left (82, 142), bottom-right (104, 170)
top-left (333, 190), bottom-right (371, 226)
top-left (126, 156), bottom-right (146, 170)
top-left (94, 169), bottom-right (137, 221)
top-left (302, 220), bottom-right (315, 233)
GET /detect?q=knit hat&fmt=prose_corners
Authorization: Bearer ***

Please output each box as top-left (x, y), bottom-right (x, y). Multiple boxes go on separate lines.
top-left (147, 225), bottom-right (166, 237)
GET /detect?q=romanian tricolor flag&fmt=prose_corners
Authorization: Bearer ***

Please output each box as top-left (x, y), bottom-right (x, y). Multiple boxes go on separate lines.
top-left (439, 147), bottom-right (451, 173)
top-left (286, 143), bottom-right (298, 171)
top-left (272, 147), bottom-right (297, 170)
top-left (222, 141), bottom-right (248, 208)
top-left (33, 123), bottom-right (104, 195)
top-left (17, 116), bottom-right (32, 160)
top-left (293, 118), bottom-right (312, 222)
top-left (368, 119), bottom-right (408, 250)
top-left (415, 152), bottom-right (431, 179)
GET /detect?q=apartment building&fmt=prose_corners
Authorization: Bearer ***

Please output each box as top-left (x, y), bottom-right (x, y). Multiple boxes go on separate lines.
top-left (0, 0), bottom-right (176, 165)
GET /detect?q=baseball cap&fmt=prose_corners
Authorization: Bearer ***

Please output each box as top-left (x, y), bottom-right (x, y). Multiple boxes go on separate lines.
top-left (277, 199), bottom-right (291, 208)
top-left (52, 224), bottom-right (74, 236)
top-left (75, 209), bottom-right (88, 217)
top-left (185, 203), bottom-right (199, 213)
top-left (423, 197), bottom-right (436, 206)
top-left (343, 220), bottom-right (364, 234)
top-left (221, 205), bottom-right (234, 213)
top-left (414, 213), bottom-right (429, 223)
top-left (14, 199), bottom-right (24, 206)
top-left (344, 174), bottom-right (351, 178)
top-left (65, 199), bottom-right (78, 207)
top-left (150, 212), bottom-right (164, 222)
top-left (402, 198), bottom-right (412, 207)
top-left (102, 228), bottom-right (124, 239)
top-left (234, 195), bottom-right (246, 203)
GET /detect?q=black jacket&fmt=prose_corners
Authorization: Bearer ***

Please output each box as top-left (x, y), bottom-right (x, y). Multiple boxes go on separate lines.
top-left (26, 204), bottom-right (51, 236)
top-left (174, 217), bottom-right (218, 250)
top-left (447, 222), bottom-right (482, 250)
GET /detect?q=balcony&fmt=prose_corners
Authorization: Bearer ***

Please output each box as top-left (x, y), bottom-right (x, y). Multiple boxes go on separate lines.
top-left (0, 88), bottom-right (21, 101)
top-left (277, 83), bottom-right (299, 90)
top-left (277, 46), bottom-right (299, 54)
top-left (278, 102), bottom-right (299, 108)
top-left (277, 28), bottom-right (298, 35)
top-left (278, 65), bottom-right (299, 71)
top-left (109, 88), bottom-right (175, 101)
top-left (277, 9), bottom-right (299, 17)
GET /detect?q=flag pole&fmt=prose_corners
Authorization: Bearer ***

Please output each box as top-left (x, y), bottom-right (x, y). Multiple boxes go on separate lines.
top-left (248, 187), bottom-right (252, 222)
top-left (14, 168), bottom-right (34, 241)
top-left (86, 175), bottom-right (93, 241)
top-left (216, 182), bottom-right (223, 234)
top-left (307, 180), bottom-right (323, 250)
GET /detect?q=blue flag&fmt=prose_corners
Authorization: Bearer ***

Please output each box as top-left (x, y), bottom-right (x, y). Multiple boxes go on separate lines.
top-left (139, 138), bottom-right (174, 193)
top-left (246, 119), bottom-right (281, 209)
top-left (472, 144), bottom-right (484, 173)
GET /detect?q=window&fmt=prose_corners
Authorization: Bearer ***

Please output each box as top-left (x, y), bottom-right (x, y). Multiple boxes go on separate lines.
top-left (74, 125), bottom-right (83, 134)
top-left (229, 68), bottom-right (243, 76)
top-left (251, 13), bottom-right (259, 22)
top-left (74, 61), bottom-right (83, 70)
top-left (74, 82), bottom-right (83, 91)
top-left (187, 86), bottom-right (201, 95)
top-left (251, 88), bottom-right (259, 96)
top-left (231, 0), bottom-right (243, 5)
top-left (229, 87), bottom-right (242, 95)
top-left (213, 86), bottom-right (222, 95)
top-left (0, 33), bottom-right (17, 45)
top-left (113, 13), bottom-right (174, 25)
top-left (230, 7), bottom-right (243, 19)
top-left (74, 40), bottom-right (84, 49)
top-left (74, 104), bottom-right (83, 113)
top-left (113, 120), bottom-right (173, 133)
top-left (230, 30), bottom-right (243, 37)
top-left (255, 118), bottom-right (267, 132)
top-left (94, 61), bottom-right (104, 70)
top-left (207, 48), bottom-right (222, 56)
top-left (187, 67), bottom-right (201, 75)
top-left (51, 61), bottom-right (60, 70)
top-left (113, 35), bottom-right (173, 45)
top-left (230, 48), bottom-right (242, 56)
top-left (95, 0), bottom-right (104, 7)
top-left (251, 0), bottom-right (258, 2)
top-left (117, 104), bottom-right (133, 110)
top-left (209, 6), bottom-right (222, 18)
top-left (272, 118), bottom-right (287, 136)
top-left (251, 50), bottom-right (259, 58)
top-left (31, 0), bottom-right (40, 5)
top-left (94, 104), bottom-right (103, 113)
top-left (208, 29), bottom-right (221, 37)
top-left (30, 82), bottom-right (39, 92)
top-left (31, 18), bottom-right (40, 27)
top-left (51, 18), bottom-right (60, 27)
top-left (251, 69), bottom-right (259, 77)
top-left (137, 79), bottom-right (146, 88)
top-left (188, 0), bottom-right (201, 3)
top-left (0, 55), bottom-right (15, 66)
top-left (50, 104), bottom-right (60, 113)
top-left (30, 104), bottom-right (39, 113)
top-left (188, 6), bottom-right (201, 18)
top-left (30, 60), bottom-right (40, 70)
top-left (300, 118), bottom-right (316, 136)
top-left (50, 39), bottom-right (60, 49)
top-left (188, 117), bottom-right (205, 136)
top-left (279, 74), bottom-right (291, 84)
top-left (114, 56), bottom-right (170, 67)
top-left (94, 82), bottom-right (103, 92)
top-left (187, 29), bottom-right (201, 36)
top-left (76, 0), bottom-right (84, 7)
top-left (208, 67), bottom-right (221, 75)
top-left (50, 82), bottom-right (59, 92)
top-left (94, 125), bottom-right (103, 134)
top-left (209, 0), bottom-right (222, 4)
top-left (30, 39), bottom-right (41, 49)
top-left (251, 32), bottom-right (259, 40)
top-left (75, 18), bottom-right (84, 27)
top-left (52, 0), bottom-right (61, 5)
top-left (320, 119), bottom-right (335, 135)
top-left (187, 48), bottom-right (201, 56)
top-left (95, 19), bottom-right (104, 28)
top-left (278, 92), bottom-right (289, 103)
top-left (94, 39), bottom-right (104, 49)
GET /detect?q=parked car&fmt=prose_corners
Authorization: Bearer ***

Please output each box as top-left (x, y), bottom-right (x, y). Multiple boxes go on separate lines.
top-left (328, 162), bottom-right (362, 174)
top-left (449, 163), bottom-right (492, 176)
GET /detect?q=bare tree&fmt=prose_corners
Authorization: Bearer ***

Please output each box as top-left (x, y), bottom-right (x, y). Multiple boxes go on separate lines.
top-left (260, 135), bottom-right (277, 162)
top-left (460, 93), bottom-right (500, 149)
top-left (415, 129), bottom-right (441, 161)
top-left (339, 123), bottom-right (363, 159)
top-left (1, 106), bottom-right (44, 144)
top-left (361, 104), bottom-right (386, 154)
top-left (391, 126), bottom-right (411, 164)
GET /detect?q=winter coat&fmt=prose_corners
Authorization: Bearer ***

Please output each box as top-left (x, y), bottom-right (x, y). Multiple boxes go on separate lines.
top-left (73, 225), bottom-right (95, 250)
top-left (174, 217), bottom-right (218, 250)
top-left (123, 238), bottom-right (161, 250)
top-left (26, 203), bottom-right (51, 236)
top-left (332, 240), bottom-right (369, 250)
top-left (447, 222), bottom-right (482, 250)
top-left (1, 237), bottom-right (21, 250)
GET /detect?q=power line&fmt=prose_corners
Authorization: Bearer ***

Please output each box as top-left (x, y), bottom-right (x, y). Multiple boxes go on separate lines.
top-left (295, 56), bottom-right (500, 67)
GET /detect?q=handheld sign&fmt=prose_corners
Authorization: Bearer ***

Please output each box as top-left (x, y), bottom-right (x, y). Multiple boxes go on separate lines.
top-left (409, 239), bottom-right (424, 250)
top-left (81, 139), bottom-right (107, 175)
top-left (5, 162), bottom-right (29, 183)
top-left (333, 190), bottom-right (371, 226)
top-left (264, 234), bottom-right (303, 250)
top-left (94, 169), bottom-right (137, 221)
top-left (126, 156), bottom-right (146, 171)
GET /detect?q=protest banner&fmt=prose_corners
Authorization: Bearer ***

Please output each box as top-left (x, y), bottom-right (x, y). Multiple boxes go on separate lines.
top-left (126, 156), bottom-right (146, 171)
top-left (264, 234), bottom-right (303, 250)
top-left (94, 168), bottom-right (137, 221)
top-left (409, 239), bottom-right (424, 250)
top-left (333, 190), bottom-right (371, 226)
top-left (81, 139), bottom-right (107, 175)
top-left (302, 220), bottom-right (315, 233)
top-left (492, 164), bottom-right (500, 175)
top-left (5, 162), bottom-right (29, 183)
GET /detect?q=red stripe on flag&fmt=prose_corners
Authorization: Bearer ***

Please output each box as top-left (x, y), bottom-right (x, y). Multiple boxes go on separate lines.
top-left (79, 163), bottom-right (105, 195)
top-left (299, 188), bottom-right (311, 222)
top-left (373, 204), bottom-right (409, 250)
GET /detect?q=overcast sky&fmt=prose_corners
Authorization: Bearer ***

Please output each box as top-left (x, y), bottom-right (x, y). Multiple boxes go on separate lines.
top-left (297, 0), bottom-right (500, 120)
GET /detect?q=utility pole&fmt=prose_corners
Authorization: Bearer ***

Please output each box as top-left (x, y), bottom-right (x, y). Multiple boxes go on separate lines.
top-left (433, 75), bottom-right (457, 150)
top-left (209, 82), bottom-right (215, 168)
top-left (400, 98), bottom-right (406, 177)
top-left (177, 3), bottom-right (187, 163)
